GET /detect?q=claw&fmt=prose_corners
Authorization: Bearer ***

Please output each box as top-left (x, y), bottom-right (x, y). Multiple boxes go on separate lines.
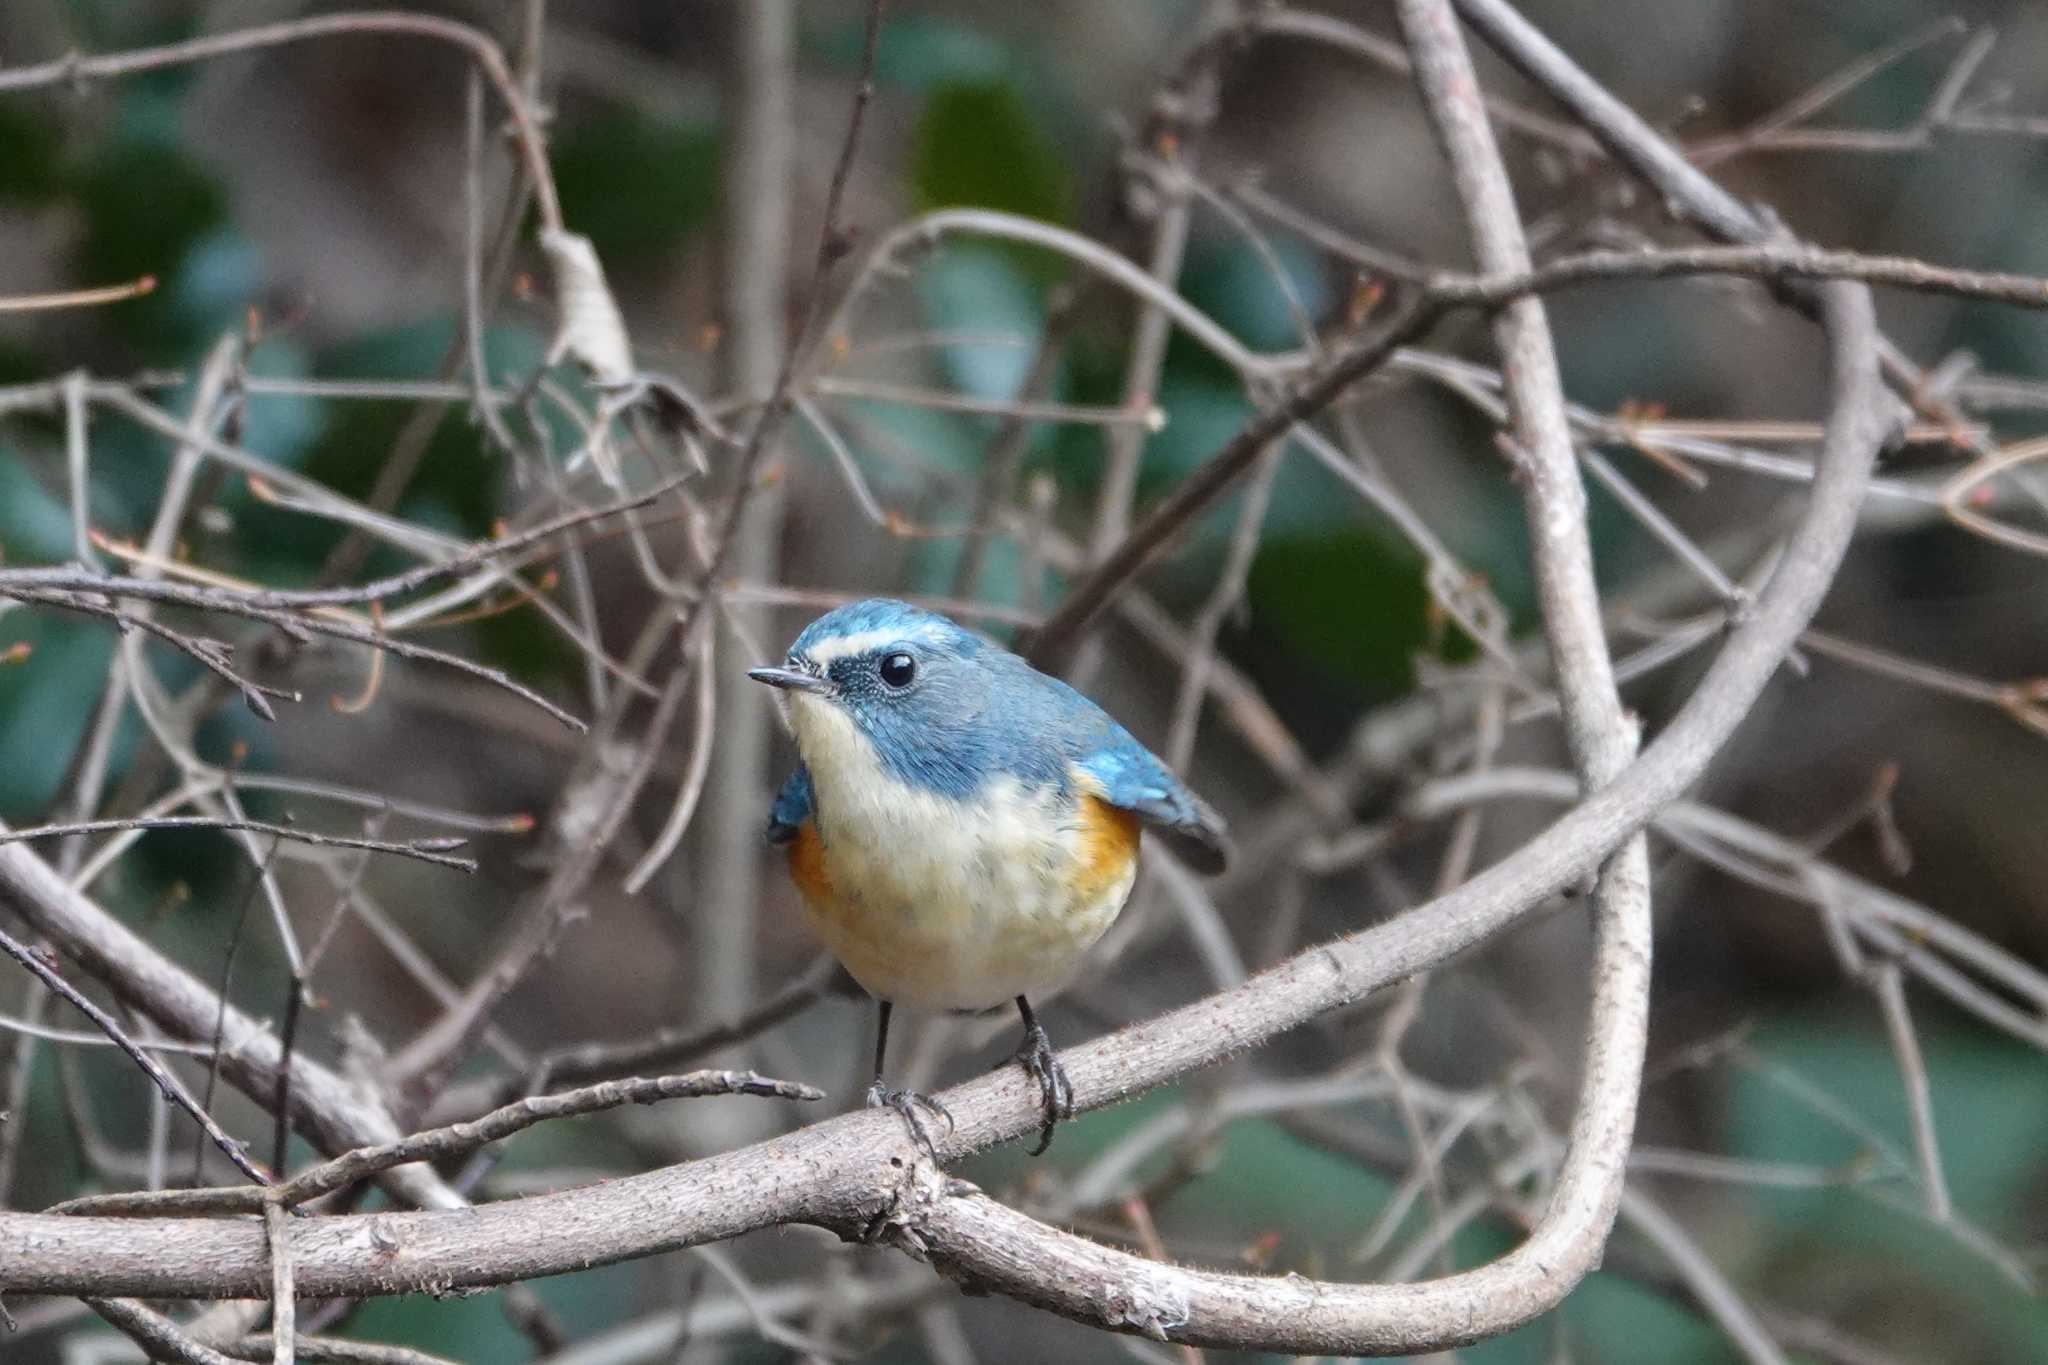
top-left (865, 1080), bottom-right (953, 1164)
top-left (1013, 1020), bottom-right (1074, 1155)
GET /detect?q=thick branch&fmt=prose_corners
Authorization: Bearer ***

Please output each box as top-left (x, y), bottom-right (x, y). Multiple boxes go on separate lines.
top-left (0, 282), bottom-right (1883, 1344)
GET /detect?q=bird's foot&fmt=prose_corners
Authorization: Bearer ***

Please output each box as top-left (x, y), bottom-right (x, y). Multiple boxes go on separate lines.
top-left (1012, 1022), bottom-right (1074, 1155)
top-left (865, 1080), bottom-right (953, 1163)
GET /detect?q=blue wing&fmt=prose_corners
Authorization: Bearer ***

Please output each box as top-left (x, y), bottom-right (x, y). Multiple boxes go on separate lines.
top-left (766, 764), bottom-right (814, 846)
top-left (1075, 733), bottom-right (1231, 875)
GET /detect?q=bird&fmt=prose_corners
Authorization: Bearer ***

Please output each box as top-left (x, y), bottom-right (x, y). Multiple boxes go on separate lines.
top-left (748, 598), bottom-right (1229, 1154)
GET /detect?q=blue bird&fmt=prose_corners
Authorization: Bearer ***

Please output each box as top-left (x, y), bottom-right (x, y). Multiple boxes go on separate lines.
top-left (749, 598), bottom-right (1229, 1153)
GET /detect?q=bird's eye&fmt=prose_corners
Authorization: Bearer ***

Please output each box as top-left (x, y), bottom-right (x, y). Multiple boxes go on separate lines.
top-left (878, 652), bottom-right (916, 688)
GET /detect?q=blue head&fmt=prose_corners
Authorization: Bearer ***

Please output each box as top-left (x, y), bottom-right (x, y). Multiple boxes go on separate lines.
top-left (751, 598), bottom-right (1231, 872)
top-left (748, 598), bottom-right (1075, 799)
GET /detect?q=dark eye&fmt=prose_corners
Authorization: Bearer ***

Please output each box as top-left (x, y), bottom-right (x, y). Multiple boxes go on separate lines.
top-left (878, 652), bottom-right (916, 688)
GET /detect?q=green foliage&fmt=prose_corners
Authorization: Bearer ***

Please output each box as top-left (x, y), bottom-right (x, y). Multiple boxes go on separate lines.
top-left (914, 243), bottom-right (1055, 403)
top-left (1248, 530), bottom-right (1430, 695)
top-left (912, 81), bottom-right (1073, 228)
top-left (0, 445), bottom-right (75, 564)
top-left (72, 134), bottom-right (229, 352)
top-left (554, 111), bottom-right (720, 269)
top-left (1722, 1010), bottom-right (2048, 1359)
top-left (855, 10), bottom-right (1008, 91)
top-left (0, 613), bottom-right (114, 820)
top-left (0, 104), bottom-right (63, 203)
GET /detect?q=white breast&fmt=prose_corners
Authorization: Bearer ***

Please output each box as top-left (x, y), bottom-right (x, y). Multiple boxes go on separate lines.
top-left (785, 694), bottom-right (1133, 1010)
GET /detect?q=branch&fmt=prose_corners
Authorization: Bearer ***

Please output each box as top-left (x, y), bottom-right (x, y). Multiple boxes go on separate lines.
top-left (1076, 0), bottom-right (1238, 685)
top-left (692, 0), bottom-right (800, 1129)
top-left (1379, 0), bottom-right (1647, 1340)
top-left (0, 275), bottom-right (157, 313)
top-left (0, 817), bottom-right (475, 873)
top-left (0, 273), bottom-right (1884, 1344)
top-left (0, 11), bottom-right (562, 229)
top-left (266, 1200), bottom-right (295, 1365)
top-left (1019, 232), bottom-right (2037, 664)
top-left (81, 1296), bottom-right (242, 1365)
top-left (672, 0), bottom-right (886, 624)
top-left (0, 576), bottom-right (586, 733)
top-left (0, 925), bottom-right (268, 1185)
top-left (55, 1070), bottom-right (824, 1218)
top-left (0, 826), bottom-right (464, 1211)
top-left (419, 956), bottom-right (838, 1125)
top-left (1430, 243), bottom-right (2048, 311)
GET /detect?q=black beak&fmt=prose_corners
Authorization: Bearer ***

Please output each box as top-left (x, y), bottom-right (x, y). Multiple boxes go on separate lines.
top-left (747, 666), bottom-right (831, 696)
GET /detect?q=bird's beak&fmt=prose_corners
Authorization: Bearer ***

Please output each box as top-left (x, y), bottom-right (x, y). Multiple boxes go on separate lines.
top-left (747, 666), bottom-right (832, 696)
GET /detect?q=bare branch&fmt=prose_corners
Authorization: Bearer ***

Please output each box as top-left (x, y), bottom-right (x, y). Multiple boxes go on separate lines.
top-left (0, 11), bottom-right (562, 229)
top-left (0, 923), bottom-right (268, 1185)
top-left (0, 275), bottom-right (157, 313)
top-left (0, 817), bottom-right (475, 873)
top-left (421, 956), bottom-right (838, 1125)
top-left (55, 1070), bottom-right (823, 1218)
top-left (82, 1296), bottom-right (243, 1365)
top-left (0, 271), bottom-right (1883, 1342)
top-left (267, 1199), bottom-right (296, 1365)
top-left (0, 827), bottom-right (464, 1210)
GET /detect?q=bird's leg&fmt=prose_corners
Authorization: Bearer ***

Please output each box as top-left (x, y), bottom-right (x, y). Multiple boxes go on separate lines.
top-left (864, 1000), bottom-right (952, 1161)
top-left (1012, 995), bottom-right (1074, 1155)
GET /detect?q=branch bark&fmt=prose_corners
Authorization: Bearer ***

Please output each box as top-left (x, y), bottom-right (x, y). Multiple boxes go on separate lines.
top-left (0, 271), bottom-right (1883, 1347)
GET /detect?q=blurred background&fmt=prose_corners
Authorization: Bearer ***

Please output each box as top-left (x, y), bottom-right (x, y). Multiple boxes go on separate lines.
top-left (2, 1), bottom-right (2046, 1360)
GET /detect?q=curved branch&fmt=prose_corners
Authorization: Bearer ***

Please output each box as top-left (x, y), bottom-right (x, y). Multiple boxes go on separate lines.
top-left (0, 285), bottom-right (1886, 1353)
top-left (0, 10), bottom-right (562, 230)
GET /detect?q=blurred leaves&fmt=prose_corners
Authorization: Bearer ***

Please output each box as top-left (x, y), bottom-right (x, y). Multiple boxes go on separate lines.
top-left (0, 443), bottom-right (75, 563)
top-left (0, 104), bottom-right (63, 204)
top-left (1724, 1010), bottom-right (2048, 1359)
top-left (912, 81), bottom-right (1073, 228)
top-left (913, 243), bottom-right (1052, 401)
top-left (1248, 530), bottom-right (1430, 695)
top-left (72, 129), bottom-right (228, 352)
top-left (554, 110), bottom-right (720, 270)
top-left (0, 614), bottom-right (113, 819)
top-left (859, 10), bottom-right (1009, 91)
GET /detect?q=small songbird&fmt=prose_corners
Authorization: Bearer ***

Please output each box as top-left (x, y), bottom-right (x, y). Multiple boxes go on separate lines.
top-left (749, 599), bottom-right (1229, 1153)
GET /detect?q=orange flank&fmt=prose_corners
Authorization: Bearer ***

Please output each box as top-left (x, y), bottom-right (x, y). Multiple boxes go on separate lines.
top-left (788, 820), bottom-right (835, 908)
top-left (1074, 794), bottom-right (1142, 904)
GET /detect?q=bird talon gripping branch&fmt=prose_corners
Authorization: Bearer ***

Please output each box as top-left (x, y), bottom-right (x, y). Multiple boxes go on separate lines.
top-left (752, 600), bottom-right (1229, 1156)
top-left (866, 1079), bottom-right (953, 1162)
top-left (1011, 995), bottom-right (1075, 1154)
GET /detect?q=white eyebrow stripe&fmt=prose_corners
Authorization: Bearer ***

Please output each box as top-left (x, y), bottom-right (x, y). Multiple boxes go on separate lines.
top-left (801, 624), bottom-right (940, 665)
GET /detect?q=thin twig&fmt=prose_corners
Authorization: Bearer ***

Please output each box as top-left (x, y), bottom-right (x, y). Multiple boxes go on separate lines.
top-left (82, 1296), bottom-right (243, 1365)
top-left (422, 956), bottom-right (837, 1124)
top-left (0, 11), bottom-right (561, 227)
top-left (0, 816), bottom-right (475, 872)
top-left (623, 618), bottom-right (719, 893)
top-left (1868, 960), bottom-right (1952, 1222)
top-left (0, 275), bottom-right (157, 312)
top-left (56, 1070), bottom-right (823, 1217)
top-left (1075, 0), bottom-right (1238, 687)
top-left (0, 924), bottom-right (266, 1183)
top-left (220, 1338), bottom-right (462, 1365)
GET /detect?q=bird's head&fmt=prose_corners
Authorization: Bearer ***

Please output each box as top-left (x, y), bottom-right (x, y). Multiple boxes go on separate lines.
top-left (749, 599), bottom-right (1034, 795)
